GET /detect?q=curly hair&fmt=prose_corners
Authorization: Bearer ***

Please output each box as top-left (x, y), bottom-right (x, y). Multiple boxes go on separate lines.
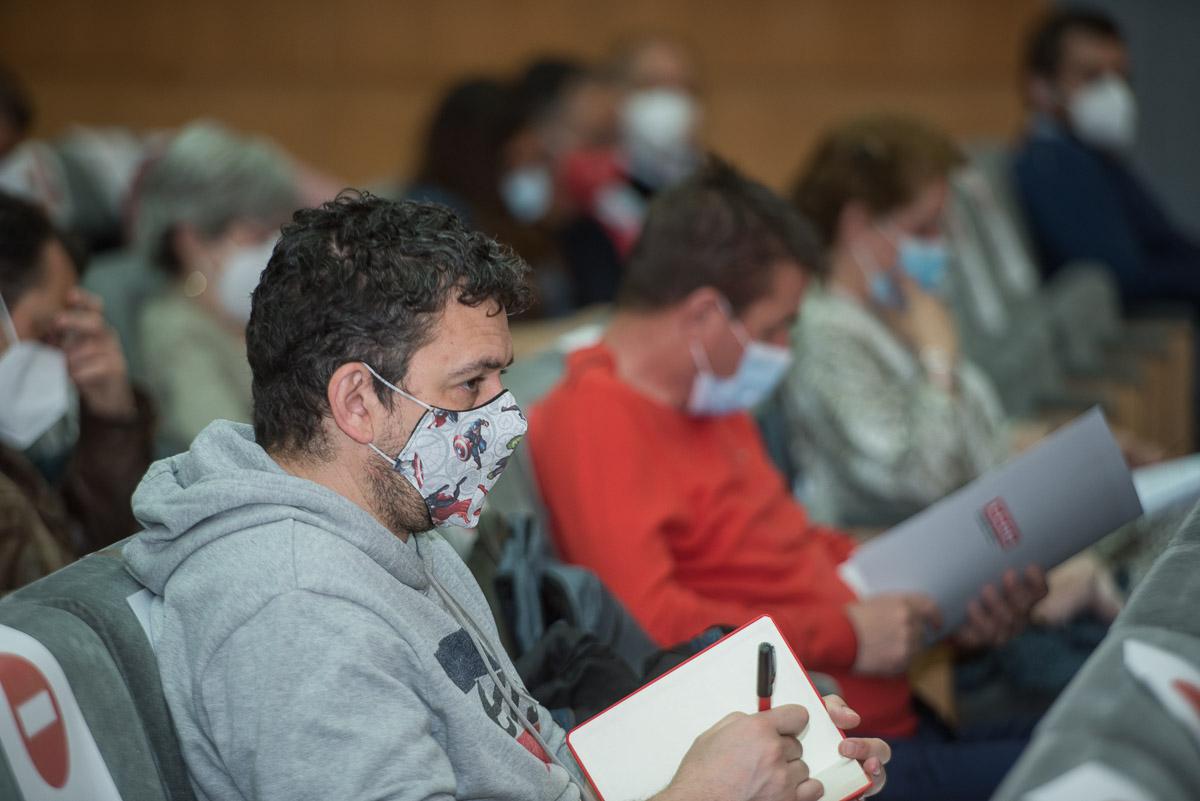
top-left (247, 191), bottom-right (532, 458)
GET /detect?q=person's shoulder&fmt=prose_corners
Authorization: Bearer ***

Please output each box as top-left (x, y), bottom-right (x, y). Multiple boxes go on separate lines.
top-left (796, 289), bottom-right (881, 350)
top-left (140, 288), bottom-right (210, 341)
top-left (1012, 129), bottom-right (1094, 180)
top-left (533, 345), bottom-right (633, 424)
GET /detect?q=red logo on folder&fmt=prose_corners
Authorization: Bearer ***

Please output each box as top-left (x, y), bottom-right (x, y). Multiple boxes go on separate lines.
top-left (980, 497), bottom-right (1021, 550)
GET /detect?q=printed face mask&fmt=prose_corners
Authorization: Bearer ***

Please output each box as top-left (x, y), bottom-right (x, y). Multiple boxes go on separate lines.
top-left (687, 301), bottom-right (792, 416)
top-left (0, 295), bottom-right (74, 451)
top-left (364, 363), bottom-right (528, 529)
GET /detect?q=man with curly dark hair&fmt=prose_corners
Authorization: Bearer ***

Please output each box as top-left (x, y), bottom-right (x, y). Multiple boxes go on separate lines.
top-left (121, 192), bottom-right (888, 801)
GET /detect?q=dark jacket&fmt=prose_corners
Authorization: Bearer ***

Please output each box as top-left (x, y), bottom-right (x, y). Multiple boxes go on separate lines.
top-left (0, 392), bottom-right (154, 591)
top-left (1012, 117), bottom-right (1200, 309)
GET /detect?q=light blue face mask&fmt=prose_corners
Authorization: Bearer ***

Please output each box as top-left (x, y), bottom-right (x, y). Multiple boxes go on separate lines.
top-left (897, 236), bottom-right (949, 293)
top-left (687, 301), bottom-right (793, 416)
top-left (868, 272), bottom-right (906, 310)
top-left (499, 165), bottom-right (552, 223)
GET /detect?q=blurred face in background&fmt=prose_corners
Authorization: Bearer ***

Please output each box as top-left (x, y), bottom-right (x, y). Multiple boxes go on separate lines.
top-left (5, 238), bottom-right (77, 345)
top-left (616, 38), bottom-right (704, 190)
top-left (839, 178), bottom-right (951, 303)
top-left (501, 75), bottom-right (622, 226)
top-left (171, 217), bottom-right (280, 329)
top-left (1034, 28), bottom-right (1134, 151)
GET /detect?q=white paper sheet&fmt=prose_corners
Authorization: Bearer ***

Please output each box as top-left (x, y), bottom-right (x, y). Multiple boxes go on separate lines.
top-left (838, 408), bottom-right (1143, 633)
top-left (1133, 454), bottom-right (1200, 517)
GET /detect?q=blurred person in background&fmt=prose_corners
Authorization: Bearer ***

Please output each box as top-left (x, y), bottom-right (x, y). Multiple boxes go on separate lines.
top-left (401, 77), bottom-right (511, 228)
top-left (134, 122), bottom-right (297, 455)
top-left (609, 35), bottom-right (704, 196)
top-left (487, 55), bottom-right (628, 311)
top-left (0, 191), bottom-right (154, 591)
top-left (785, 113), bottom-right (1174, 726)
top-left (0, 64), bottom-right (33, 161)
top-left (531, 161), bottom-right (1046, 801)
top-left (787, 115), bottom-right (1018, 532)
top-left (1013, 7), bottom-right (1200, 313)
top-left (0, 63), bottom-right (169, 256)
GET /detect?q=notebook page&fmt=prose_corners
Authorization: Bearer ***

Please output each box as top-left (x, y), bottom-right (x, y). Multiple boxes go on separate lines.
top-left (568, 616), bottom-right (869, 801)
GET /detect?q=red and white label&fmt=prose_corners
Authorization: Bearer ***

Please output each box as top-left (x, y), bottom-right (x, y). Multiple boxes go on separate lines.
top-left (980, 497), bottom-right (1022, 550)
top-left (0, 655), bottom-right (69, 788)
top-left (0, 625), bottom-right (123, 800)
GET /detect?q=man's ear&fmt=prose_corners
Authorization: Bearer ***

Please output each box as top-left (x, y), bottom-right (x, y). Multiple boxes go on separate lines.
top-left (327, 363), bottom-right (383, 445)
top-left (835, 199), bottom-right (873, 249)
top-left (1027, 76), bottom-right (1058, 113)
top-left (678, 285), bottom-right (724, 338)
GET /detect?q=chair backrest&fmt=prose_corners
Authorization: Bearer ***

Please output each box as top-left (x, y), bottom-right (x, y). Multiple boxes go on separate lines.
top-left (964, 144), bottom-right (1127, 375)
top-left (945, 181), bottom-right (1064, 417)
top-left (0, 546), bottom-right (194, 801)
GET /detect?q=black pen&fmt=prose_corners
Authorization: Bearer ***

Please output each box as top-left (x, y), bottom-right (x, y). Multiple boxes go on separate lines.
top-left (757, 642), bottom-right (775, 711)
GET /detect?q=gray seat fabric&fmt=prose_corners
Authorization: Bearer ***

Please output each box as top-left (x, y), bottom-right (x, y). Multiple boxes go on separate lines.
top-left (964, 145), bottom-right (1141, 377)
top-left (0, 545), bottom-right (195, 801)
top-left (991, 502), bottom-right (1200, 799)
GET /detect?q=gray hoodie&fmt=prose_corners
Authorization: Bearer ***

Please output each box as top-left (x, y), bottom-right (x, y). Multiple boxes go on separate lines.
top-left (124, 421), bottom-right (582, 801)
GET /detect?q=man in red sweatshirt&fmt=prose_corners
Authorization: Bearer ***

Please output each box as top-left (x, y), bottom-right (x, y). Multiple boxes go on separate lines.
top-left (529, 162), bottom-right (1047, 801)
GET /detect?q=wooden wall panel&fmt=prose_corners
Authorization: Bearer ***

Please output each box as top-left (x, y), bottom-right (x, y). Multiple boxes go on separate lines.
top-left (0, 0), bottom-right (1047, 188)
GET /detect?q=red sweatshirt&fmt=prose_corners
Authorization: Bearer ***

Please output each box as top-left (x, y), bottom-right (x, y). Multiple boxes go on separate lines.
top-left (529, 343), bottom-right (917, 738)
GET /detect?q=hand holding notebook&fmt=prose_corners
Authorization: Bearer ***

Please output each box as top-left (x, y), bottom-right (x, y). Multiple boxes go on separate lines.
top-left (568, 616), bottom-right (882, 801)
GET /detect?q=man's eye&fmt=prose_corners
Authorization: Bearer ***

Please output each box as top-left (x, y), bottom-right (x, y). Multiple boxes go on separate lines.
top-left (462, 377), bottom-right (482, 391)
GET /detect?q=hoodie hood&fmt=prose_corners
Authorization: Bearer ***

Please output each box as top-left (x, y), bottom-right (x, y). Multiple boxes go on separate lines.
top-left (124, 419), bottom-right (429, 595)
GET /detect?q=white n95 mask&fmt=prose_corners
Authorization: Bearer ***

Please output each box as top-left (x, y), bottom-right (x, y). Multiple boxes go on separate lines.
top-left (622, 88), bottom-right (700, 190)
top-left (217, 237), bottom-right (277, 324)
top-left (0, 296), bottom-right (74, 451)
top-left (364, 363), bottom-right (528, 528)
top-left (688, 302), bottom-right (792, 416)
top-left (1068, 75), bottom-right (1138, 152)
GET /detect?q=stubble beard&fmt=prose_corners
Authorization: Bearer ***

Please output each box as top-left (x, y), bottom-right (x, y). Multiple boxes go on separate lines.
top-left (365, 450), bottom-right (434, 536)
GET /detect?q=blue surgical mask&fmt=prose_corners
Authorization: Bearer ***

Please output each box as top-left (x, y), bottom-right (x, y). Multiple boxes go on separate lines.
top-left (687, 302), bottom-right (792, 416)
top-left (897, 236), bottom-right (949, 293)
top-left (868, 272), bottom-right (906, 310)
top-left (853, 236), bottom-right (907, 311)
top-left (499, 165), bottom-right (552, 223)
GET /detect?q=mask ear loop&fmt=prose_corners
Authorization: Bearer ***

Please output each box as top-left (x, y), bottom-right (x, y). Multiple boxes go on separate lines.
top-left (362, 362), bottom-right (434, 466)
top-left (0, 295), bottom-right (19, 348)
top-left (713, 294), bottom-right (752, 348)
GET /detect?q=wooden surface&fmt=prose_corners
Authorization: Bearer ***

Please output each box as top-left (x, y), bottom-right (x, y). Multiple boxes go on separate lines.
top-left (1, 0), bottom-right (1045, 188)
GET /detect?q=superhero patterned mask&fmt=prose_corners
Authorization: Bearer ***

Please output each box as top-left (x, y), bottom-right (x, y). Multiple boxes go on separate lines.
top-left (364, 363), bottom-right (527, 529)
